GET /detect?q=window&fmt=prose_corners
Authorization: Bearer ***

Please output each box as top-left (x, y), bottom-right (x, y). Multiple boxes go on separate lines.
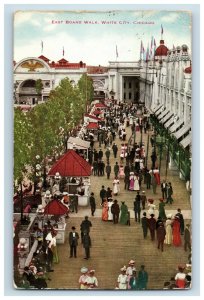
top-left (124, 93), bottom-right (126, 99)
top-left (129, 82), bottom-right (132, 89)
top-left (124, 82), bottom-right (126, 89)
top-left (129, 92), bottom-right (132, 99)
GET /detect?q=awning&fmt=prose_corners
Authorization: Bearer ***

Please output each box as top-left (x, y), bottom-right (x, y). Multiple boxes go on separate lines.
top-left (68, 137), bottom-right (90, 150)
top-left (158, 109), bottom-right (168, 120)
top-left (86, 122), bottom-right (99, 130)
top-left (161, 112), bottom-right (173, 124)
top-left (173, 123), bottom-right (191, 139)
top-left (164, 115), bottom-right (175, 128)
top-left (169, 118), bottom-right (184, 133)
top-left (155, 105), bottom-right (164, 116)
top-left (180, 133), bottom-right (192, 148)
top-left (48, 149), bottom-right (91, 177)
top-left (153, 104), bottom-right (163, 113)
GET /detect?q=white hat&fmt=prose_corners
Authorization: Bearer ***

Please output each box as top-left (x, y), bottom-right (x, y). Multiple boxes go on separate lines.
top-left (20, 238), bottom-right (26, 244)
top-left (63, 192), bottom-right (68, 195)
top-left (38, 204), bottom-right (43, 209)
top-left (45, 190), bottom-right (51, 196)
top-left (129, 260), bottom-right (135, 265)
top-left (89, 269), bottom-right (95, 274)
top-left (80, 267), bottom-right (88, 274)
top-left (120, 266), bottom-right (126, 272)
top-left (167, 214), bottom-right (172, 219)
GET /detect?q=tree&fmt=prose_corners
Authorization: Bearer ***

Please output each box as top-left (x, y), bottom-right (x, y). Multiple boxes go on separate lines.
top-left (78, 74), bottom-right (94, 107)
top-left (35, 79), bottom-right (43, 101)
top-left (14, 108), bottom-right (32, 221)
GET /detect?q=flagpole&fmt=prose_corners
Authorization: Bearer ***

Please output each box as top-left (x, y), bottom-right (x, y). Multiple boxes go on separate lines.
top-left (41, 40), bottom-right (43, 54)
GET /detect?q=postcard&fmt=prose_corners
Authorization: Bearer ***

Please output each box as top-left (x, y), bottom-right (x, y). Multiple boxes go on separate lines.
top-left (13, 10), bottom-right (192, 290)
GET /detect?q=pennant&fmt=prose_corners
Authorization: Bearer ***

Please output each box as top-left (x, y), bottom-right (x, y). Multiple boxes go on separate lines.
top-left (116, 45), bottom-right (118, 58)
top-left (161, 24), bottom-right (163, 35)
top-left (41, 40), bottom-right (43, 53)
top-left (63, 46), bottom-right (64, 57)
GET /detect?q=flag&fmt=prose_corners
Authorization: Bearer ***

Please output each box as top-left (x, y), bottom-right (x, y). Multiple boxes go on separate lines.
top-left (63, 46), bottom-right (64, 56)
top-left (161, 24), bottom-right (163, 35)
top-left (140, 41), bottom-right (143, 60)
top-left (173, 44), bottom-right (175, 50)
top-left (154, 38), bottom-right (156, 47)
top-left (41, 40), bottom-right (43, 53)
top-left (116, 45), bottom-right (118, 58)
top-left (151, 36), bottom-right (153, 50)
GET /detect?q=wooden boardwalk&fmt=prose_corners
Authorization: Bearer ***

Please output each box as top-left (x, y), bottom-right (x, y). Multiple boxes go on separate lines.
top-left (47, 125), bottom-right (191, 290)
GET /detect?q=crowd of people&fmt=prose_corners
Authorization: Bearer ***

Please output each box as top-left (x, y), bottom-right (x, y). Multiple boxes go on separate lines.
top-left (16, 101), bottom-right (191, 290)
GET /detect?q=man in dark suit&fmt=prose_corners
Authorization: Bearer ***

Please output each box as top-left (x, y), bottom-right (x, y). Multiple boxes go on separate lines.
top-left (69, 226), bottom-right (79, 258)
top-left (111, 199), bottom-right (120, 224)
top-left (80, 216), bottom-right (92, 242)
top-left (83, 231), bottom-right (92, 260)
top-left (141, 212), bottom-right (148, 239)
top-left (161, 179), bottom-right (167, 199)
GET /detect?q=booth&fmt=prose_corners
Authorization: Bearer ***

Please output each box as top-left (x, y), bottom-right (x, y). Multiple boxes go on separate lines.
top-left (67, 136), bottom-right (90, 159)
top-left (48, 150), bottom-right (92, 206)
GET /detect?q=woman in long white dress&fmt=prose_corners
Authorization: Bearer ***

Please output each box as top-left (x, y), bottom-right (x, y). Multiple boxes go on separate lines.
top-left (133, 175), bottom-right (140, 191)
top-left (107, 199), bottom-right (113, 221)
top-left (147, 199), bottom-right (156, 216)
top-left (113, 177), bottom-right (120, 195)
top-left (164, 214), bottom-right (173, 245)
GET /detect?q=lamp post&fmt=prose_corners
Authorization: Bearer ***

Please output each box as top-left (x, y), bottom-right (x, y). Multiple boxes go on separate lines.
top-left (155, 134), bottom-right (165, 172)
top-left (146, 129), bottom-right (150, 168)
top-left (34, 155), bottom-right (41, 196)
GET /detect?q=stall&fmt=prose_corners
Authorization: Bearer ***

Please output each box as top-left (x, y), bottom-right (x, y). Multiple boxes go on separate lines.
top-left (44, 199), bottom-right (68, 244)
top-left (67, 136), bottom-right (90, 159)
top-left (48, 150), bottom-right (92, 206)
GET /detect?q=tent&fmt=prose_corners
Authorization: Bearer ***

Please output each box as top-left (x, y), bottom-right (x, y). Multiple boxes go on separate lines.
top-left (44, 199), bottom-right (68, 215)
top-left (86, 122), bottom-right (99, 130)
top-left (48, 149), bottom-right (91, 177)
top-left (94, 103), bottom-right (107, 109)
top-left (67, 137), bottom-right (90, 150)
top-left (93, 109), bottom-right (102, 115)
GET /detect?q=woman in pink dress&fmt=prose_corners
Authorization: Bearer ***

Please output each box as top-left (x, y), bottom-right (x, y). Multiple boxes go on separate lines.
top-left (102, 199), bottom-right (109, 221)
top-left (129, 172), bottom-right (135, 191)
top-left (172, 216), bottom-right (182, 246)
top-left (119, 165), bottom-right (125, 179)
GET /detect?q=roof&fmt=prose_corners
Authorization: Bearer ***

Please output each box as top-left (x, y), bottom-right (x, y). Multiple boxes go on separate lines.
top-left (94, 103), bottom-right (107, 108)
top-left (68, 137), bottom-right (90, 149)
top-left (155, 40), bottom-right (168, 57)
top-left (84, 114), bottom-right (101, 121)
top-left (48, 149), bottom-right (91, 177)
top-left (93, 109), bottom-right (102, 115)
top-left (38, 55), bottom-right (50, 62)
top-left (86, 122), bottom-right (99, 130)
top-left (44, 199), bottom-right (68, 215)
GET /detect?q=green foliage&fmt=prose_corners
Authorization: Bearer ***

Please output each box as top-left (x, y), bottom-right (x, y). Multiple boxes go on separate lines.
top-left (14, 76), bottom-right (88, 185)
top-left (35, 79), bottom-right (43, 95)
top-left (14, 108), bottom-right (32, 181)
top-left (78, 74), bottom-right (94, 104)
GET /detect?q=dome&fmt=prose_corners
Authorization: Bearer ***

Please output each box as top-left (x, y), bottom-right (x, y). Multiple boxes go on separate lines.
top-left (182, 44), bottom-right (188, 52)
top-left (155, 40), bottom-right (169, 57)
top-left (184, 66), bottom-right (192, 74)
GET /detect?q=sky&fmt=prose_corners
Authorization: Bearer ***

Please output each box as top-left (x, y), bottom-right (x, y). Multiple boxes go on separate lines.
top-left (14, 11), bottom-right (191, 66)
top-left (14, 10), bottom-right (191, 66)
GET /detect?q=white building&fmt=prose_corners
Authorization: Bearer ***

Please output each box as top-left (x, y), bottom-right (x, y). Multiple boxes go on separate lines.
top-left (139, 39), bottom-right (192, 181)
top-left (13, 55), bottom-right (87, 105)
